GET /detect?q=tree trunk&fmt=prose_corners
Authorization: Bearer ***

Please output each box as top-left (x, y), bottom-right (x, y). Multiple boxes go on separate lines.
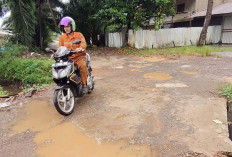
top-left (34, 0), bottom-right (42, 48)
top-left (39, 2), bottom-right (42, 49)
top-left (197, 0), bottom-right (213, 46)
top-left (47, 0), bottom-right (58, 32)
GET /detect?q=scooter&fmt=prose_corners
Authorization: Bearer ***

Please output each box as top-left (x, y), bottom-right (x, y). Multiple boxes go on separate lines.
top-left (47, 40), bottom-right (95, 116)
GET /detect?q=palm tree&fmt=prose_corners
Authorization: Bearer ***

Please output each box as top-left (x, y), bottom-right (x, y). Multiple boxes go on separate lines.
top-left (2, 0), bottom-right (37, 47)
top-left (1, 0), bottom-right (64, 49)
top-left (34, 0), bottom-right (64, 48)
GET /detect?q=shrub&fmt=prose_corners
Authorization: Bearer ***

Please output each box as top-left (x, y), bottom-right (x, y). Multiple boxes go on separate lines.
top-left (219, 83), bottom-right (232, 103)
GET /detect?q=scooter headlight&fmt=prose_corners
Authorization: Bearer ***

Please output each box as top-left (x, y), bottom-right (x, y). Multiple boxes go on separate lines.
top-left (59, 65), bottom-right (72, 78)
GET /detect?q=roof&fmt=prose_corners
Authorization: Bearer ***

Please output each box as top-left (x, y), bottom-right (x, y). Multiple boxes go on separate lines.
top-left (164, 2), bottom-right (232, 24)
top-left (164, 13), bottom-right (193, 24)
top-left (192, 2), bottom-right (232, 18)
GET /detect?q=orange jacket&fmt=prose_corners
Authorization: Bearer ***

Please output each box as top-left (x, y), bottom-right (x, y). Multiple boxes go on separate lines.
top-left (58, 32), bottom-right (87, 58)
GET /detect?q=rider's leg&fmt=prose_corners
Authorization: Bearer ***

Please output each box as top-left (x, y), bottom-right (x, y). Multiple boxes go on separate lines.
top-left (75, 57), bottom-right (88, 93)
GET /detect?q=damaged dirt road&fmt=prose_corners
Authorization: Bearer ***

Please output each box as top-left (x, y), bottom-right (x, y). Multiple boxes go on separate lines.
top-left (1, 51), bottom-right (232, 157)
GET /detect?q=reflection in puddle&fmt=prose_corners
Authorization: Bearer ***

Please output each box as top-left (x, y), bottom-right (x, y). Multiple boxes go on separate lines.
top-left (144, 73), bottom-right (173, 81)
top-left (9, 100), bottom-right (152, 157)
top-left (1, 85), bottom-right (22, 96)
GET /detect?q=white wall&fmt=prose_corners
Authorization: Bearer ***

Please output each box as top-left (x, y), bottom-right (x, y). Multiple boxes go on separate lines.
top-left (128, 26), bottom-right (222, 49)
top-left (222, 16), bottom-right (232, 44)
top-left (107, 32), bottom-right (123, 48)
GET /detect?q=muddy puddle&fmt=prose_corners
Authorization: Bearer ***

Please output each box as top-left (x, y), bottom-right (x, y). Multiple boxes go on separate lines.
top-left (35, 122), bottom-right (152, 157)
top-left (180, 71), bottom-right (197, 75)
top-left (9, 100), bottom-right (153, 157)
top-left (144, 73), bottom-right (173, 81)
top-left (139, 56), bottom-right (166, 62)
top-left (0, 85), bottom-right (22, 97)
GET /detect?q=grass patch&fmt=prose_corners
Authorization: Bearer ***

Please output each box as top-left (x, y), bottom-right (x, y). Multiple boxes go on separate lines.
top-left (120, 46), bottom-right (232, 56)
top-left (0, 86), bottom-right (8, 96)
top-left (0, 43), bottom-right (54, 87)
top-left (219, 83), bottom-right (232, 103)
top-left (0, 57), bottom-right (53, 85)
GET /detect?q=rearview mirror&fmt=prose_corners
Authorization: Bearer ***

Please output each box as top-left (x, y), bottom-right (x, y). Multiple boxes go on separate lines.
top-left (73, 40), bottom-right (81, 44)
top-left (45, 47), bottom-right (51, 52)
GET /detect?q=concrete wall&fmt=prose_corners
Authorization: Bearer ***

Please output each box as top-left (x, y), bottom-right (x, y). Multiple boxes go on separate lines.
top-left (222, 16), bottom-right (232, 43)
top-left (128, 26), bottom-right (222, 49)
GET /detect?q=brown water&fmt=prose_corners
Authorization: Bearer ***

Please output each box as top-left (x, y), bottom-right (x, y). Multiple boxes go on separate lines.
top-left (180, 71), bottom-right (197, 75)
top-left (9, 100), bottom-right (153, 157)
top-left (144, 73), bottom-right (173, 81)
top-left (1, 85), bottom-right (22, 96)
top-left (35, 122), bottom-right (152, 157)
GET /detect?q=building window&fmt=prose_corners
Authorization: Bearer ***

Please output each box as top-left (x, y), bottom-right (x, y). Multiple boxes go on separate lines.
top-left (177, 3), bottom-right (185, 13)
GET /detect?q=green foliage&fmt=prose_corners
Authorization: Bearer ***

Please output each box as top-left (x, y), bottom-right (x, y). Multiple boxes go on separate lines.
top-left (0, 57), bottom-right (53, 85)
top-left (94, 8), bottom-right (127, 32)
top-left (5, 0), bottom-right (37, 48)
top-left (219, 83), bottom-right (232, 103)
top-left (0, 86), bottom-right (8, 96)
top-left (0, 42), bottom-right (28, 58)
top-left (93, 0), bottom-right (175, 31)
top-left (0, 43), bottom-right (53, 86)
top-left (63, 0), bottom-right (103, 44)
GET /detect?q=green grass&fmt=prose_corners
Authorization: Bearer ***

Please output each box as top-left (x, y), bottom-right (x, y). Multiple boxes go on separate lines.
top-left (219, 83), bottom-right (232, 103)
top-left (0, 57), bottom-right (53, 85)
top-left (120, 46), bottom-right (232, 57)
top-left (0, 86), bottom-right (8, 96)
top-left (0, 43), bottom-right (54, 87)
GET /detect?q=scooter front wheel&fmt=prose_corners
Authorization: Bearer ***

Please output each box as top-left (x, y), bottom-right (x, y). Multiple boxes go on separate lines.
top-left (54, 88), bottom-right (75, 116)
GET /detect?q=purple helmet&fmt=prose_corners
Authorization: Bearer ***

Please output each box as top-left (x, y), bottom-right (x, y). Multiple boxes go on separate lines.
top-left (59, 16), bottom-right (76, 31)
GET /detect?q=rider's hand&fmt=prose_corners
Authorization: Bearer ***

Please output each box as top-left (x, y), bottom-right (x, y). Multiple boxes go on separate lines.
top-left (75, 48), bottom-right (84, 53)
top-left (50, 54), bottom-right (54, 59)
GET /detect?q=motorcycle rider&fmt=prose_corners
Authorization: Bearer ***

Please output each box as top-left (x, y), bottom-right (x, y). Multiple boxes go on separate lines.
top-left (58, 16), bottom-right (88, 93)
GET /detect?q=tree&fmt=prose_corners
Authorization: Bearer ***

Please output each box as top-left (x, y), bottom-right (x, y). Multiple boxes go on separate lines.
top-left (33, 0), bottom-right (64, 49)
top-left (1, 0), bottom-right (64, 49)
top-left (93, 0), bottom-right (175, 32)
top-left (197, 0), bottom-right (214, 46)
top-left (63, 0), bottom-right (103, 45)
top-left (3, 0), bottom-right (37, 47)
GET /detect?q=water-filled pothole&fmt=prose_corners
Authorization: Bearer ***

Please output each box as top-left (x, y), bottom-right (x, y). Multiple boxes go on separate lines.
top-left (227, 102), bottom-right (232, 141)
top-left (2, 85), bottom-right (22, 95)
top-left (0, 81), bottom-right (22, 97)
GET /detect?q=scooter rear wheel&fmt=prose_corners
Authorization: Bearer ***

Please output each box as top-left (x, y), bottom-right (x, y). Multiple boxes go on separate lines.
top-left (54, 88), bottom-right (75, 116)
